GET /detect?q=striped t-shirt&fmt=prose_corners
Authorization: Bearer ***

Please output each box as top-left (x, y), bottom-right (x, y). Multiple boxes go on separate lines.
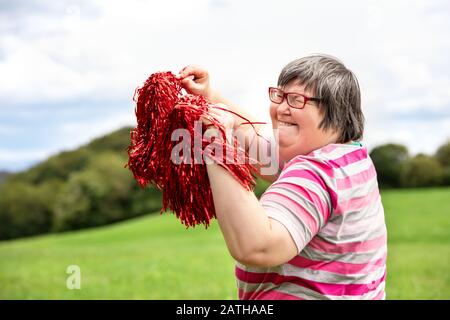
top-left (236, 142), bottom-right (387, 300)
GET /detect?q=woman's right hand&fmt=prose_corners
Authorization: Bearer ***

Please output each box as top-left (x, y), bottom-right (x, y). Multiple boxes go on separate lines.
top-left (176, 65), bottom-right (213, 100)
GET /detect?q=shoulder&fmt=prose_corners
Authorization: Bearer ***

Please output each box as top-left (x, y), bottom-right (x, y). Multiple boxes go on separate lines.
top-left (282, 143), bottom-right (369, 173)
top-left (276, 143), bottom-right (369, 204)
top-left (273, 148), bottom-right (337, 209)
top-left (316, 143), bottom-right (369, 167)
top-left (279, 144), bottom-right (347, 179)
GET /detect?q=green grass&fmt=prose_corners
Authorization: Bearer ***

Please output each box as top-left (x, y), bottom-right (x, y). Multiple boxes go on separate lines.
top-left (381, 188), bottom-right (450, 299)
top-left (0, 188), bottom-right (449, 299)
top-left (0, 214), bottom-right (236, 299)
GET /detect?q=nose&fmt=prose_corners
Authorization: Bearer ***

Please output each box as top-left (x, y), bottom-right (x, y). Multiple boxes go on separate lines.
top-left (276, 99), bottom-right (291, 115)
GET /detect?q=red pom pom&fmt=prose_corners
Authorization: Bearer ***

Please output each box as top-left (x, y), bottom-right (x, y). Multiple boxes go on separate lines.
top-left (127, 71), bottom-right (264, 228)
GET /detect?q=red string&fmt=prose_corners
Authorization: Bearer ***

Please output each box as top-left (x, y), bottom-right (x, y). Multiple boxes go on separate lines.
top-left (210, 106), bottom-right (271, 145)
top-left (126, 71), bottom-right (267, 228)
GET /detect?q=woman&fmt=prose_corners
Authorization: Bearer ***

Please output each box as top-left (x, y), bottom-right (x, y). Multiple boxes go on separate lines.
top-left (176, 54), bottom-right (387, 300)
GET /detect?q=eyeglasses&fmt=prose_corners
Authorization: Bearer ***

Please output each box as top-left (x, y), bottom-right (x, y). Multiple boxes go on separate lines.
top-left (268, 87), bottom-right (322, 109)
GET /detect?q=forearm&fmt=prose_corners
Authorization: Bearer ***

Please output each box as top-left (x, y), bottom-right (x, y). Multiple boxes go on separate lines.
top-left (205, 161), bottom-right (272, 264)
top-left (207, 89), bottom-right (263, 134)
top-left (207, 89), bottom-right (279, 182)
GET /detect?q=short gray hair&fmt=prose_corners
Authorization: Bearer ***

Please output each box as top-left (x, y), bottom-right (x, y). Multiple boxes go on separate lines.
top-left (278, 54), bottom-right (364, 143)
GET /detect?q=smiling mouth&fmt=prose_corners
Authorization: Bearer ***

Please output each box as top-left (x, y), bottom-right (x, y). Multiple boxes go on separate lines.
top-left (278, 121), bottom-right (297, 127)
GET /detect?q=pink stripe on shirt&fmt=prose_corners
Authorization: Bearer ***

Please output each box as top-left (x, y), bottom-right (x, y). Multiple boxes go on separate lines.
top-left (279, 169), bottom-right (328, 191)
top-left (288, 254), bottom-right (387, 275)
top-left (277, 161), bottom-right (338, 210)
top-left (236, 267), bottom-right (386, 296)
top-left (265, 181), bottom-right (330, 220)
top-left (318, 144), bottom-right (340, 154)
top-left (373, 288), bottom-right (385, 300)
top-left (283, 157), bottom-right (335, 178)
top-left (334, 188), bottom-right (380, 215)
top-left (307, 233), bottom-right (387, 254)
top-left (263, 191), bottom-right (319, 234)
top-left (336, 165), bottom-right (377, 190)
top-left (238, 288), bottom-right (304, 300)
top-left (330, 148), bottom-right (367, 167)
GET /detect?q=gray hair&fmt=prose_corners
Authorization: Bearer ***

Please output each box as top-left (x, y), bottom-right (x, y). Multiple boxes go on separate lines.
top-left (278, 54), bottom-right (364, 143)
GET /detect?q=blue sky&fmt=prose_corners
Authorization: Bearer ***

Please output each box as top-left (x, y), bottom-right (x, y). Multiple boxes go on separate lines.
top-left (1, 0), bottom-right (449, 172)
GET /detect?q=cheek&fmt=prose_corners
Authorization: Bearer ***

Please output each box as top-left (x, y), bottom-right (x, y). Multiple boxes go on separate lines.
top-left (269, 104), bottom-right (278, 120)
top-left (297, 110), bottom-right (320, 130)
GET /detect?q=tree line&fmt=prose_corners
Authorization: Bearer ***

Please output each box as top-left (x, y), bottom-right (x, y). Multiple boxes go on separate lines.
top-left (0, 127), bottom-right (448, 240)
top-left (369, 142), bottom-right (450, 188)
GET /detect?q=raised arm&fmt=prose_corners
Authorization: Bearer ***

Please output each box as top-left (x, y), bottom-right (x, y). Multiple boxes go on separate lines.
top-left (177, 65), bottom-right (280, 182)
top-left (205, 158), bottom-right (297, 268)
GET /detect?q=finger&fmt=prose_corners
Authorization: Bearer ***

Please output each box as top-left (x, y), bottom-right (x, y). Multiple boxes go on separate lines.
top-left (177, 65), bottom-right (207, 80)
top-left (180, 75), bottom-right (195, 82)
top-left (180, 75), bottom-right (198, 89)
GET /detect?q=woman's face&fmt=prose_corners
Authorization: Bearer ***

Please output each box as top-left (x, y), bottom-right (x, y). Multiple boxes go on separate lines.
top-left (269, 80), bottom-right (339, 162)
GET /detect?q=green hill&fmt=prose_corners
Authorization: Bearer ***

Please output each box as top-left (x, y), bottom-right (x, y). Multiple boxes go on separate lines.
top-left (0, 188), bottom-right (449, 299)
top-left (0, 171), bottom-right (10, 185)
top-left (0, 127), bottom-right (164, 240)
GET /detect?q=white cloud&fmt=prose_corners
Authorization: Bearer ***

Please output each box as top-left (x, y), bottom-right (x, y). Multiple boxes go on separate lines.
top-left (55, 109), bottom-right (135, 148)
top-left (365, 117), bottom-right (450, 156)
top-left (0, 148), bottom-right (54, 170)
top-left (0, 0), bottom-right (449, 171)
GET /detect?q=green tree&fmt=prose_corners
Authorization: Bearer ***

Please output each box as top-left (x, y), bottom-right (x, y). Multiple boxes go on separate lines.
top-left (0, 181), bottom-right (54, 240)
top-left (370, 144), bottom-right (409, 188)
top-left (435, 140), bottom-right (450, 167)
top-left (435, 140), bottom-right (450, 185)
top-left (402, 154), bottom-right (444, 187)
top-left (53, 152), bottom-right (135, 231)
top-left (52, 151), bottom-right (162, 231)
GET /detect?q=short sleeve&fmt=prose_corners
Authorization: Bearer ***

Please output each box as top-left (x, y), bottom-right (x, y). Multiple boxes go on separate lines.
top-left (260, 156), bottom-right (336, 254)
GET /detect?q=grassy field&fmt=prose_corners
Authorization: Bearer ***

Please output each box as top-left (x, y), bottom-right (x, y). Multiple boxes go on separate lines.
top-left (0, 187), bottom-right (449, 299)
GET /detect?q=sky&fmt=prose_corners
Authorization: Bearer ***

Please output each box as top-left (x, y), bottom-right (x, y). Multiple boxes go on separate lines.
top-left (0, 0), bottom-right (449, 172)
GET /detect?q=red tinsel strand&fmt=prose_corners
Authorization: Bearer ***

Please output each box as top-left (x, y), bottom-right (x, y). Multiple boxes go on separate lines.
top-left (128, 72), bottom-right (182, 188)
top-left (127, 71), bottom-right (268, 228)
top-left (161, 98), bottom-right (256, 227)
